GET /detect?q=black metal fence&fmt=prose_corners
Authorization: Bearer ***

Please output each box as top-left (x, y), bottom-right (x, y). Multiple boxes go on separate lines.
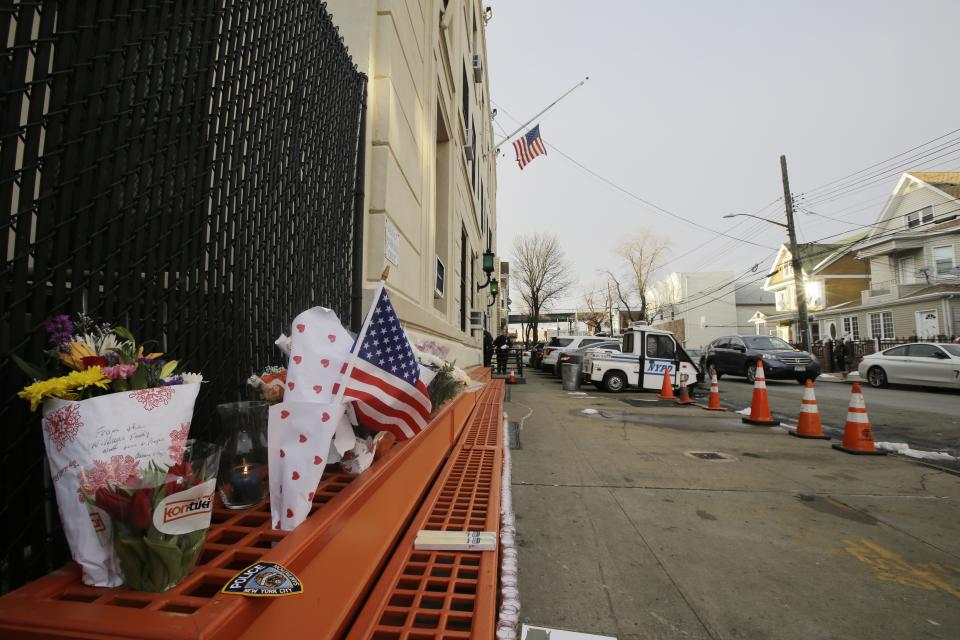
top-left (1, 1), bottom-right (366, 591)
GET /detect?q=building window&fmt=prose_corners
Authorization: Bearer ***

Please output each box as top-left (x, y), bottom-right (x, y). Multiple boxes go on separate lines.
top-left (782, 260), bottom-right (793, 277)
top-left (933, 245), bottom-right (955, 276)
top-left (898, 256), bottom-right (916, 284)
top-left (842, 316), bottom-right (860, 339)
top-left (775, 290), bottom-right (787, 311)
top-left (906, 206), bottom-right (934, 229)
top-left (461, 64), bottom-right (470, 130)
top-left (869, 311), bottom-right (894, 339)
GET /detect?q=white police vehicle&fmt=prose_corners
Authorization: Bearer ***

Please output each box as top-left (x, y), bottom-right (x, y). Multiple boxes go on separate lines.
top-left (582, 323), bottom-right (701, 393)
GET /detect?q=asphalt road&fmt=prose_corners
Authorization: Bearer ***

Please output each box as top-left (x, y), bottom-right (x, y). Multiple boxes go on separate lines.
top-left (707, 374), bottom-right (960, 453)
top-left (507, 373), bottom-right (960, 640)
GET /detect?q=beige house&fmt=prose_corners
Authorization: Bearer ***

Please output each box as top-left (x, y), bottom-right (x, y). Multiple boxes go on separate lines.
top-left (327, 0), bottom-right (500, 365)
top-left (761, 239), bottom-right (871, 342)
top-left (814, 172), bottom-right (960, 340)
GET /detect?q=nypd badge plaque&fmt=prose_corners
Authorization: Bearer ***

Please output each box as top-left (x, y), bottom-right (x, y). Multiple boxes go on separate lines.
top-left (222, 562), bottom-right (303, 597)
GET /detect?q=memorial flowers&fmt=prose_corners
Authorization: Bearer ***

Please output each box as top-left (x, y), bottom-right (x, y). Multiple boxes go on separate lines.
top-left (87, 443), bottom-right (221, 592)
top-left (14, 314), bottom-right (206, 587)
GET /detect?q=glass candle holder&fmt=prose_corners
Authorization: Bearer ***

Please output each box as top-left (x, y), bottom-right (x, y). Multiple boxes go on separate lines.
top-left (215, 401), bottom-right (269, 509)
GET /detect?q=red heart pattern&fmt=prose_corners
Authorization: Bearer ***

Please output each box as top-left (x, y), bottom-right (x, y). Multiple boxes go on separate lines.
top-left (321, 412), bottom-right (330, 422)
top-left (286, 508), bottom-right (293, 518)
top-left (299, 434), bottom-right (307, 443)
top-left (279, 449), bottom-right (286, 457)
top-left (308, 491), bottom-right (315, 500)
top-left (291, 471), bottom-right (300, 480)
top-left (280, 410), bottom-right (290, 419)
top-left (328, 334), bottom-right (336, 342)
top-left (321, 359), bottom-right (330, 368)
top-left (296, 324), bottom-right (306, 333)
top-left (293, 355), bottom-right (302, 364)
top-left (332, 383), bottom-right (340, 394)
top-left (313, 384), bottom-right (322, 394)
top-left (288, 382), bottom-right (295, 390)
top-left (313, 456), bottom-right (322, 465)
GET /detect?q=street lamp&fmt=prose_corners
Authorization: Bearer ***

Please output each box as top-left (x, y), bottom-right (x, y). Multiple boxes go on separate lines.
top-left (486, 279), bottom-right (499, 308)
top-left (724, 184), bottom-right (811, 350)
top-left (476, 249), bottom-right (496, 291)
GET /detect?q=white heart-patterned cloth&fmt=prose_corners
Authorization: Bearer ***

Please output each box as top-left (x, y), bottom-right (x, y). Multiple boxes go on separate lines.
top-left (268, 307), bottom-right (356, 531)
top-left (268, 402), bottom-right (347, 530)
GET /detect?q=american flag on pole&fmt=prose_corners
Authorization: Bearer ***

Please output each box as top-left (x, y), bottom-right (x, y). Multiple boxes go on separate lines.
top-left (513, 124), bottom-right (547, 170)
top-left (339, 283), bottom-right (432, 441)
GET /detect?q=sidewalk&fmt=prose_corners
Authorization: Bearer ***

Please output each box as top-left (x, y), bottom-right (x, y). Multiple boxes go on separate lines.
top-left (506, 373), bottom-right (960, 640)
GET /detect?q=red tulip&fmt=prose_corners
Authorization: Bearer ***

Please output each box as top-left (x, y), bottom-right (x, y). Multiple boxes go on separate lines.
top-left (94, 487), bottom-right (132, 521)
top-left (129, 489), bottom-right (153, 529)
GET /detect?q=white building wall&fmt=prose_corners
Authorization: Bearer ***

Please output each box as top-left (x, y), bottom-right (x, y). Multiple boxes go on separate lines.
top-left (649, 272), bottom-right (739, 350)
top-left (327, 0), bottom-right (498, 366)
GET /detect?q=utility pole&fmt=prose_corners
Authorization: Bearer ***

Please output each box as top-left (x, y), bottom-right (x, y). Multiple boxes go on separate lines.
top-left (780, 155), bottom-right (811, 350)
top-left (607, 281), bottom-right (614, 335)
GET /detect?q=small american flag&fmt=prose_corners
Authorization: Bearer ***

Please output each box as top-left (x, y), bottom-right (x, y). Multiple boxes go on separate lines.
top-left (513, 124), bottom-right (547, 170)
top-left (341, 284), bottom-right (432, 440)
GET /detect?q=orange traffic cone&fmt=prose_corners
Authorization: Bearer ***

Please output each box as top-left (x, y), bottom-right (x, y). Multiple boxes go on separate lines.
top-left (657, 369), bottom-right (675, 400)
top-left (790, 379), bottom-right (829, 439)
top-left (675, 382), bottom-right (693, 405)
top-left (704, 371), bottom-right (725, 411)
top-left (508, 369), bottom-right (517, 384)
top-left (832, 383), bottom-right (886, 455)
top-left (741, 360), bottom-right (780, 426)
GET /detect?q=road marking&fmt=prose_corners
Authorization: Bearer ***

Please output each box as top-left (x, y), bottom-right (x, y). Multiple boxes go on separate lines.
top-left (843, 538), bottom-right (960, 599)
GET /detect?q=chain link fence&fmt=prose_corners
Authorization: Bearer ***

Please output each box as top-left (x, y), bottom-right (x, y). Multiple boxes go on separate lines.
top-left (1, 0), bottom-right (366, 591)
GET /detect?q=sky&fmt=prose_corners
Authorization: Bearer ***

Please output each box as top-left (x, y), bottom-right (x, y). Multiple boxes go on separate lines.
top-left (486, 0), bottom-right (960, 312)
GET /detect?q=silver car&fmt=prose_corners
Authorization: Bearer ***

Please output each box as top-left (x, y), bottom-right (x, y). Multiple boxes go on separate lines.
top-left (857, 343), bottom-right (960, 389)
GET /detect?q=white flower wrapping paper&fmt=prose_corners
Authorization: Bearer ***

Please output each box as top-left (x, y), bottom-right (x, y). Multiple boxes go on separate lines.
top-left (40, 383), bottom-right (201, 587)
top-left (268, 307), bottom-right (356, 531)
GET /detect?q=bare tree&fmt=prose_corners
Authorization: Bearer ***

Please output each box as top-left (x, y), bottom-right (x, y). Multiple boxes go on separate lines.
top-left (606, 230), bottom-right (671, 322)
top-left (512, 233), bottom-right (574, 344)
top-left (578, 284), bottom-right (610, 335)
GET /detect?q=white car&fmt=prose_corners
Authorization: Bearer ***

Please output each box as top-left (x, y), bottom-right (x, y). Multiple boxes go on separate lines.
top-left (857, 342), bottom-right (960, 389)
top-left (541, 335), bottom-right (619, 374)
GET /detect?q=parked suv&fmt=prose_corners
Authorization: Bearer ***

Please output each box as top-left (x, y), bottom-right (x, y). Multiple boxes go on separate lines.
top-left (701, 335), bottom-right (820, 383)
top-left (542, 335), bottom-right (617, 374)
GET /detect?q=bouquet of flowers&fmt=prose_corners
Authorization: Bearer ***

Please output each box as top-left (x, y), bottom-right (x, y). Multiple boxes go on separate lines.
top-left (14, 314), bottom-right (205, 587)
top-left (413, 342), bottom-right (473, 415)
top-left (88, 441), bottom-right (220, 592)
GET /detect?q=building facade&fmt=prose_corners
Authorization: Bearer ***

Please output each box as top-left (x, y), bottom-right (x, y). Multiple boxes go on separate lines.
top-left (814, 172), bottom-right (960, 340)
top-left (327, 0), bottom-right (500, 365)
top-left (647, 272), bottom-right (776, 349)
top-left (761, 240), bottom-right (871, 343)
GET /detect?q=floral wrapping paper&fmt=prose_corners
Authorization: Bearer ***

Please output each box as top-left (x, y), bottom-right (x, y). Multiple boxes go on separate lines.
top-left (41, 383), bottom-right (200, 586)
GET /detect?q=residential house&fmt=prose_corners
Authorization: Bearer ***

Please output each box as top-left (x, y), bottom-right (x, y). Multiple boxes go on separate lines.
top-left (814, 172), bottom-right (960, 340)
top-left (647, 272), bottom-right (776, 349)
top-left (735, 282), bottom-right (777, 335)
top-left (761, 239), bottom-right (871, 343)
top-left (327, 0), bottom-right (499, 365)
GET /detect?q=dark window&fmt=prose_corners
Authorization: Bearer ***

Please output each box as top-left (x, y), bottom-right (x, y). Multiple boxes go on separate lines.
top-left (884, 346), bottom-right (909, 357)
top-left (460, 226), bottom-right (467, 331)
top-left (623, 333), bottom-right (635, 354)
top-left (461, 64), bottom-right (470, 129)
top-left (646, 335), bottom-right (675, 359)
top-left (581, 338), bottom-right (608, 346)
top-left (906, 344), bottom-right (944, 358)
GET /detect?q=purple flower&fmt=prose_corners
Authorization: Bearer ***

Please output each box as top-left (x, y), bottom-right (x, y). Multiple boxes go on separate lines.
top-left (162, 375), bottom-right (183, 386)
top-left (44, 315), bottom-right (75, 348)
top-left (137, 357), bottom-right (166, 366)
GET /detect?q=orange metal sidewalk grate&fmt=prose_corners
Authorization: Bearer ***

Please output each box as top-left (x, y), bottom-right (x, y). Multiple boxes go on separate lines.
top-left (0, 470), bottom-right (353, 621)
top-left (348, 380), bottom-right (505, 640)
top-left (0, 369), bottom-right (492, 640)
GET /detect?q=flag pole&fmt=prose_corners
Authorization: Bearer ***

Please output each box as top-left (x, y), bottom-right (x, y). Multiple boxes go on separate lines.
top-left (494, 76), bottom-right (589, 148)
top-left (334, 274), bottom-right (387, 405)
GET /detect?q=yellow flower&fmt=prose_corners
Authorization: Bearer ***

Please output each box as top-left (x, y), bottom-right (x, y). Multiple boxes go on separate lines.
top-left (59, 340), bottom-right (97, 371)
top-left (18, 367), bottom-right (111, 412)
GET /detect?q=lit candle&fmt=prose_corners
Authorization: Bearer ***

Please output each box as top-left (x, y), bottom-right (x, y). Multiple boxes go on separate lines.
top-left (228, 463), bottom-right (263, 506)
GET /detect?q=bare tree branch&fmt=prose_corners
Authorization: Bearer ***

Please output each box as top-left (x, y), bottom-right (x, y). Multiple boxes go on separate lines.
top-left (512, 232), bottom-right (574, 343)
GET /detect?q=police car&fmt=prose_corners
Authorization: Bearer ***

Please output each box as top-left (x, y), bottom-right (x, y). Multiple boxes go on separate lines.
top-left (582, 323), bottom-right (701, 393)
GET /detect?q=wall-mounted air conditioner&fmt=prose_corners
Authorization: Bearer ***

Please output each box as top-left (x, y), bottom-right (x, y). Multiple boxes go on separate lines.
top-left (472, 54), bottom-right (483, 83)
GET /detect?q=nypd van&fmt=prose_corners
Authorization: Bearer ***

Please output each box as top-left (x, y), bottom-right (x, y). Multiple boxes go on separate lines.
top-left (582, 323), bottom-right (701, 393)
